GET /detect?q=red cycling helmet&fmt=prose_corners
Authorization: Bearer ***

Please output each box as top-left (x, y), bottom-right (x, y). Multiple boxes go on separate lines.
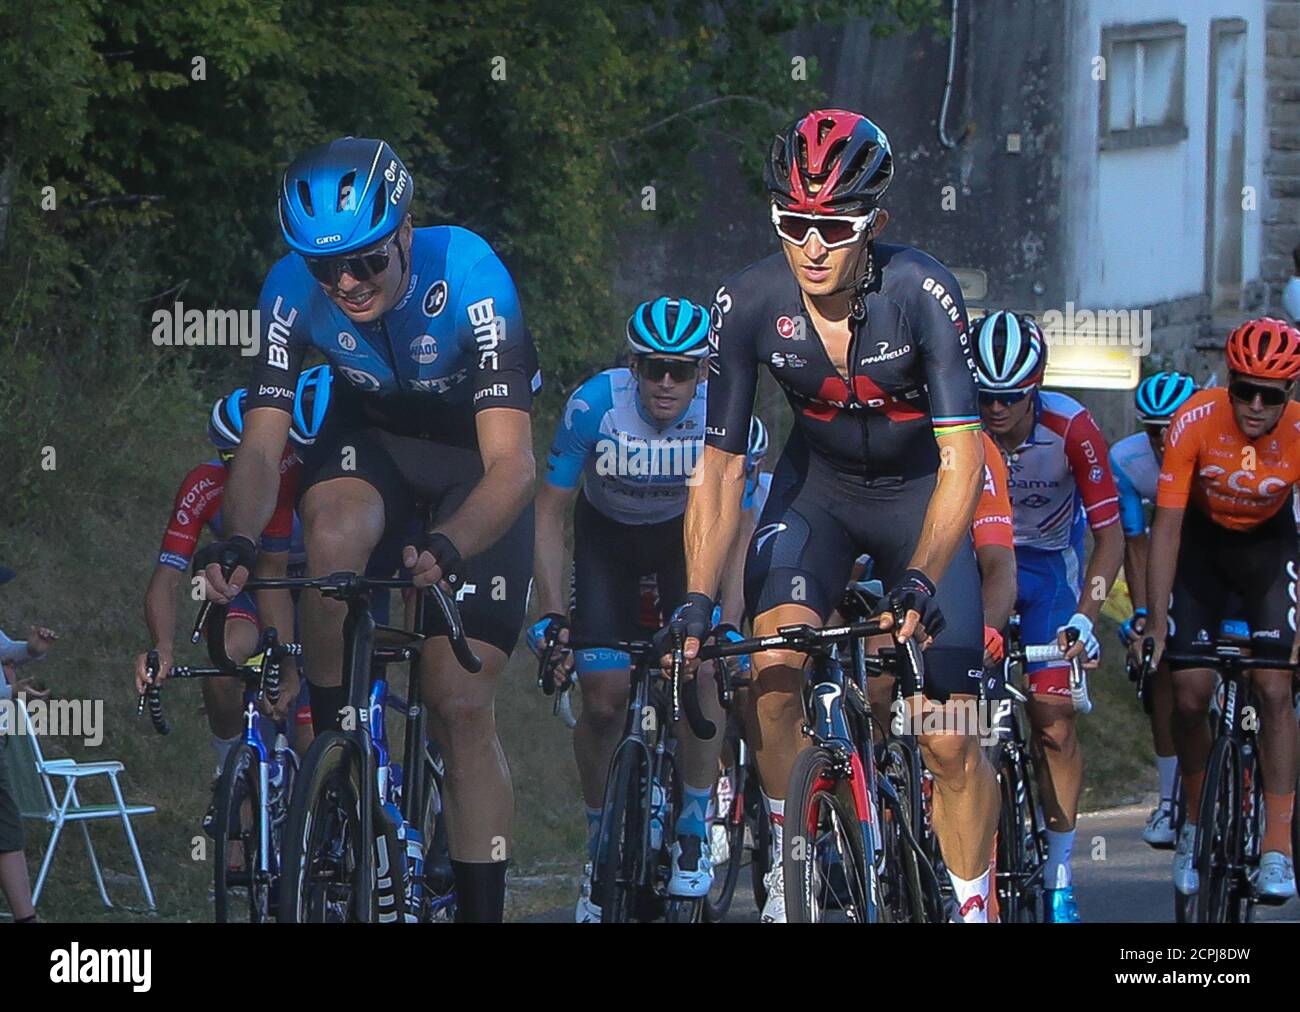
top-left (764, 109), bottom-right (893, 216)
top-left (1225, 317), bottom-right (1300, 380)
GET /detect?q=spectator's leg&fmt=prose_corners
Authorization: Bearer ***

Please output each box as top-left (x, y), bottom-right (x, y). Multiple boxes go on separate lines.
top-left (0, 850), bottom-right (35, 921)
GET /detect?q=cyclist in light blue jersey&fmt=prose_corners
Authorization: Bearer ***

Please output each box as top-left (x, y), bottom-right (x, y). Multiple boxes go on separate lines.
top-left (1111, 371), bottom-right (1196, 848)
top-left (531, 298), bottom-right (755, 919)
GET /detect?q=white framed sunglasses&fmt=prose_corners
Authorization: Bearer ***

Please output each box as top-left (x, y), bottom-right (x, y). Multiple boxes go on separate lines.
top-left (770, 205), bottom-right (876, 250)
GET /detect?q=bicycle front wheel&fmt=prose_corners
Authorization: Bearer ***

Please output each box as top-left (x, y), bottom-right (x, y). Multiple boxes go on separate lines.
top-left (212, 743), bottom-right (265, 923)
top-left (279, 731), bottom-right (372, 923)
top-left (595, 739), bottom-right (651, 923)
top-left (1195, 736), bottom-right (1242, 924)
top-left (783, 745), bottom-right (875, 923)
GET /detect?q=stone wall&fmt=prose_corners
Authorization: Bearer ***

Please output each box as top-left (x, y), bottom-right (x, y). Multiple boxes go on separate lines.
top-left (1265, 1), bottom-right (1300, 307)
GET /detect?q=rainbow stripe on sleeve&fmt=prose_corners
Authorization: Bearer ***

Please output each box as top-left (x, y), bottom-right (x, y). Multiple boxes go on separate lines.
top-left (932, 415), bottom-right (982, 437)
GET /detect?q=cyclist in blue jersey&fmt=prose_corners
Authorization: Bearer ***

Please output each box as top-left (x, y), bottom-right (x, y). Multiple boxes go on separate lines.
top-left (1110, 371), bottom-right (1197, 848)
top-left (664, 110), bottom-right (998, 923)
top-left (974, 310), bottom-right (1125, 922)
top-left (197, 138), bottom-right (539, 922)
top-left (530, 298), bottom-right (733, 919)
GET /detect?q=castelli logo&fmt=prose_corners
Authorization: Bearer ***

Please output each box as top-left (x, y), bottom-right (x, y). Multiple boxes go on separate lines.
top-left (776, 316), bottom-right (796, 338)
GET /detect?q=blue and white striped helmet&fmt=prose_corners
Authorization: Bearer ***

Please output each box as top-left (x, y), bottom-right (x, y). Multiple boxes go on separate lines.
top-left (1135, 371), bottom-right (1196, 424)
top-left (209, 389), bottom-right (247, 451)
top-left (626, 297), bottom-right (710, 358)
top-left (973, 311), bottom-right (1047, 391)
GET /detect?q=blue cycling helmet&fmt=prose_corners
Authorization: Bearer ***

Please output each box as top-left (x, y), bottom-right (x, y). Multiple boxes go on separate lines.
top-left (626, 297), bottom-right (710, 358)
top-left (291, 364), bottom-right (333, 446)
top-left (973, 310), bottom-right (1047, 391)
top-left (209, 389), bottom-right (247, 451)
top-left (278, 137), bottom-right (412, 256)
top-left (1135, 371), bottom-right (1196, 424)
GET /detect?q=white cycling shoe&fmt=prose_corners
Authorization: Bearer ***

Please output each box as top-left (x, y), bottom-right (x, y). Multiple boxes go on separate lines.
top-left (575, 862), bottom-right (602, 923)
top-left (760, 866), bottom-right (786, 923)
top-left (1173, 822), bottom-right (1199, 896)
top-left (1143, 800), bottom-right (1176, 849)
top-left (668, 834), bottom-right (714, 898)
top-left (1256, 851), bottom-right (1297, 904)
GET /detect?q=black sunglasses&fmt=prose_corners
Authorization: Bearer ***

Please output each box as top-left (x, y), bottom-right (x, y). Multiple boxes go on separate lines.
top-left (304, 231), bottom-right (400, 287)
top-left (978, 386), bottom-right (1035, 407)
top-left (1228, 379), bottom-right (1291, 407)
top-left (637, 356), bottom-right (698, 383)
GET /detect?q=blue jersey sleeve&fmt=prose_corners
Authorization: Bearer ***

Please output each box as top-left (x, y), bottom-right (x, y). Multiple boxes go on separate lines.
top-left (1110, 446), bottom-right (1148, 537)
top-left (545, 373), bottom-right (613, 489)
top-left (456, 243), bottom-right (536, 414)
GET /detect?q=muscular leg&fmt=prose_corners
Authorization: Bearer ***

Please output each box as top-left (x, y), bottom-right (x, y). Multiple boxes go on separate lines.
top-left (201, 616), bottom-right (259, 741)
top-left (572, 666), bottom-right (631, 811)
top-left (1170, 668), bottom-right (1216, 822)
top-left (299, 479), bottom-right (385, 719)
top-left (919, 697), bottom-right (999, 881)
top-left (423, 637), bottom-right (512, 862)
top-left (1028, 696), bottom-right (1082, 832)
top-left (747, 604), bottom-right (819, 801)
top-left (1253, 669), bottom-right (1298, 855)
top-left (675, 660), bottom-right (727, 789)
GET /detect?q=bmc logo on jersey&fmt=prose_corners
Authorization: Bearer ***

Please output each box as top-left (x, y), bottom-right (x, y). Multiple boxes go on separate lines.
top-left (468, 298), bottom-right (502, 369)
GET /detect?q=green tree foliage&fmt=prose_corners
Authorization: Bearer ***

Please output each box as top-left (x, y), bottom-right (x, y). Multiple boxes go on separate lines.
top-left (0, 0), bottom-right (943, 523)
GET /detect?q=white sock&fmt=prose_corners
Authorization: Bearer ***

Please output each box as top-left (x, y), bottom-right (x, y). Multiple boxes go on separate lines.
top-left (1046, 829), bottom-right (1075, 889)
top-left (211, 733), bottom-right (240, 777)
top-left (1156, 755), bottom-right (1178, 802)
top-left (948, 867), bottom-right (991, 923)
top-left (761, 790), bottom-right (784, 870)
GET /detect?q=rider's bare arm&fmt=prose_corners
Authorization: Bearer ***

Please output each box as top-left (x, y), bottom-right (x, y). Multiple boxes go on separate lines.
top-left (1075, 521), bottom-right (1124, 625)
top-left (222, 406), bottom-right (294, 543)
top-left (684, 445), bottom-right (748, 603)
top-left (533, 479), bottom-right (578, 618)
top-left (1124, 531), bottom-right (1151, 613)
top-left (1143, 505), bottom-right (1184, 651)
top-left (719, 501), bottom-right (759, 629)
top-left (903, 427), bottom-right (983, 582)
top-left (437, 407), bottom-right (535, 557)
top-left (975, 542), bottom-right (1016, 633)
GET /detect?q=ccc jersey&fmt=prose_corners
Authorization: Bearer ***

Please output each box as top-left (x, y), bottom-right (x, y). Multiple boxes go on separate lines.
top-left (1109, 431), bottom-right (1160, 537)
top-left (1157, 387), bottom-right (1300, 531)
top-left (705, 244), bottom-right (980, 479)
top-left (545, 368), bottom-right (706, 525)
top-left (158, 449), bottom-right (300, 571)
top-left (245, 226), bottom-right (540, 445)
top-left (995, 390), bottom-right (1120, 552)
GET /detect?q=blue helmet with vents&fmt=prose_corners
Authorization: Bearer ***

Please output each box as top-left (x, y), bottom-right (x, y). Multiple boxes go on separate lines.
top-left (1135, 371), bottom-right (1196, 424)
top-left (209, 389), bottom-right (247, 451)
top-left (278, 137), bottom-right (412, 257)
top-left (626, 297), bottom-right (711, 358)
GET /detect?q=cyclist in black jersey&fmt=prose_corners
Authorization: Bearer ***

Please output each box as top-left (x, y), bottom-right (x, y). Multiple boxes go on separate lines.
top-left (660, 110), bottom-right (999, 922)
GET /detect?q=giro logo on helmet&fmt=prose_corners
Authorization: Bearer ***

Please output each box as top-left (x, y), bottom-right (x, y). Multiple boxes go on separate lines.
top-left (315, 234), bottom-right (342, 245)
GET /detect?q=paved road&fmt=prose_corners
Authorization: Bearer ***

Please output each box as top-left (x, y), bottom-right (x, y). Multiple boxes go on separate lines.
top-left (528, 802), bottom-right (1299, 923)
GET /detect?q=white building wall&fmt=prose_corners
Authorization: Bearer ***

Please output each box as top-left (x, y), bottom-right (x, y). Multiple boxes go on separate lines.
top-left (1063, 0), bottom-right (1266, 308)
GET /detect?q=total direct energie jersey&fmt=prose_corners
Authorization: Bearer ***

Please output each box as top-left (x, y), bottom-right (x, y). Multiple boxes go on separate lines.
top-left (244, 226), bottom-right (540, 444)
top-left (995, 390), bottom-right (1120, 552)
top-left (158, 449), bottom-right (300, 571)
top-left (705, 243), bottom-right (981, 478)
top-left (1157, 387), bottom-right (1300, 531)
top-left (545, 368), bottom-right (706, 525)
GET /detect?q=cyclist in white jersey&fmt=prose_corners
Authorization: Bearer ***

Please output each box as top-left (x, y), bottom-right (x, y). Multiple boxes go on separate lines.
top-left (530, 298), bottom-right (737, 919)
top-left (1110, 372), bottom-right (1198, 848)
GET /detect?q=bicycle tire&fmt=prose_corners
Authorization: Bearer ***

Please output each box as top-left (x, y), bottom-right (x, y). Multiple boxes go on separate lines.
top-left (783, 744), bottom-right (875, 923)
top-left (212, 743), bottom-right (264, 923)
top-left (420, 754), bottom-right (456, 922)
top-left (749, 778), bottom-right (772, 912)
top-left (1195, 735), bottom-right (1241, 923)
top-left (994, 746), bottom-right (1043, 923)
top-left (1170, 775), bottom-right (1195, 923)
top-left (595, 739), bottom-right (651, 923)
top-left (703, 756), bottom-right (746, 922)
top-left (278, 731), bottom-right (373, 923)
top-left (880, 740), bottom-right (932, 922)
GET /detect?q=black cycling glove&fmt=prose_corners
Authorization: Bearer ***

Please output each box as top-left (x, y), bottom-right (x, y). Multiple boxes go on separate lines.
top-left (408, 531), bottom-right (465, 586)
top-left (653, 592), bottom-right (715, 659)
top-left (884, 568), bottom-right (945, 639)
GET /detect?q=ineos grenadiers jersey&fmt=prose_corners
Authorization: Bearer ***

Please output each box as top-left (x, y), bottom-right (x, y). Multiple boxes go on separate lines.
top-left (545, 368), bottom-right (706, 525)
top-left (1109, 432), bottom-right (1160, 537)
top-left (705, 244), bottom-right (981, 478)
top-left (995, 390), bottom-right (1120, 552)
top-left (244, 226), bottom-right (540, 444)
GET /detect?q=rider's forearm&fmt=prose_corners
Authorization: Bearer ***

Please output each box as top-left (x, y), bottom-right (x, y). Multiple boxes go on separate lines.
top-left (1125, 533), bottom-right (1151, 612)
top-left (223, 438), bottom-right (283, 545)
top-left (719, 507), bottom-right (758, 628)
top-left (253, 551), bottom-right (295, 667)
top-left (975, 543), bottom-right (1016, 632)
top-left (684, 445), bottom-right (747, 602)
top-left (145, 566), bottom-right (184, 651)
top-left (1146, 508), bottom-right (1183, 634)
top-left (533, 483), bottom-right (573, 617)
top-left (439, 446), bottom-right (535, 558)
top-left (1075, 522), bottom-right (1125, 624)
top-left (905, 429), bottom-right (983, 582)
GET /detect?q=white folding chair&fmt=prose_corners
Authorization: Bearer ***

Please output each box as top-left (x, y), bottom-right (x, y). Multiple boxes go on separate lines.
top-left (7, 698), bottom-right (156, 910)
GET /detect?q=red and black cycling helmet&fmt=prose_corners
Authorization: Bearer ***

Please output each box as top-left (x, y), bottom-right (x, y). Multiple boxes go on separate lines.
top-left (764, 109), bottom-right (894, 216)
top-left (1225, 317), bottom-right (1300, 381)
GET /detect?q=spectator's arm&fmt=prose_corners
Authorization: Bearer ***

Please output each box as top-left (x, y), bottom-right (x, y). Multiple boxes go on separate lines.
top-left (0, 630), bottom-right (37, 664)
